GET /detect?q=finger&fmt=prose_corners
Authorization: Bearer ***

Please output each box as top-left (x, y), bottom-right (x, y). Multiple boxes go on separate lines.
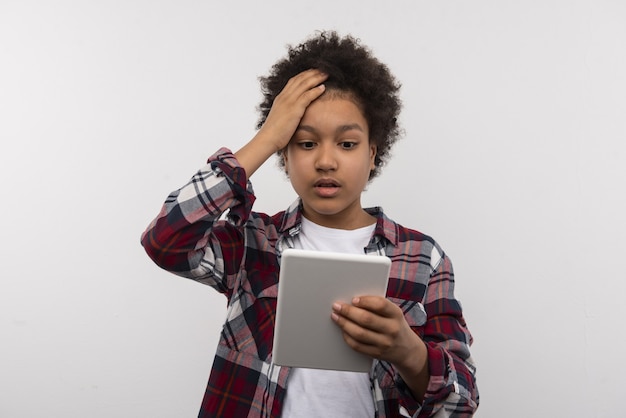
top-left (290, 68), bottom-right (328, 85)
top-left (341, 330), bottom-right (389, 358)
top-left (334, 315), bottom-right (394, 359)
top-left (332, 302), bottom-right (390, 334)
top-left (261, 69), bottom-right (327, 135)
top-left (351, 296), bottom-right (400, 318)
top-left (280, 69), bottom-right (328, 98)
top-left (339, 316), bottom-right (388, 346)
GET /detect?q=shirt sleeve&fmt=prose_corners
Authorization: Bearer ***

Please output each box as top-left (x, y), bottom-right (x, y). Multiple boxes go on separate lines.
top-left (409, 249), bottom-right (479, 417)
top-left (140, 147), bottom-right (255, 293)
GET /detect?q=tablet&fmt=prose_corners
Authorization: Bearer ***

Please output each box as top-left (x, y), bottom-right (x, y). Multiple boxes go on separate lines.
top-left (272, 248), bottom-right (391, 372)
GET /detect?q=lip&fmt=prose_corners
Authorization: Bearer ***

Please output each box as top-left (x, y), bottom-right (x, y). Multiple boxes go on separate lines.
top-left (313, 178), bottom-right (341, 197)
top-left (313, 178), bottom-right (340, 188)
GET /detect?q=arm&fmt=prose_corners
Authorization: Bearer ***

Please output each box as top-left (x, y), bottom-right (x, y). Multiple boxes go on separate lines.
top-left (332, 253), bottom-right (478, 416)
top-left (416, 253), bottom-right (478, 415)
top-left (331, 297), bottom-right (430, 402)
top-left (141, 70), bottom-right (328, 286)
top-left (140, 149), bottom-right (252, 289)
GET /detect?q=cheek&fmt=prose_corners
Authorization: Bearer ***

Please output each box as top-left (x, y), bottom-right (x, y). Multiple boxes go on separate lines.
top-left (284, 156), bottom-right (306, 181)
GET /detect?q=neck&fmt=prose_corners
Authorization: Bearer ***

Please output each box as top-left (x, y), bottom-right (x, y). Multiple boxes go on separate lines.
top-left (302, 209), bottom-right (376, 230)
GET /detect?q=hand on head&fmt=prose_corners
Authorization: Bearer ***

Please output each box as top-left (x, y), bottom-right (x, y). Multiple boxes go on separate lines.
top-left (235, 69), bottom-right (327, 178)
top-left (260, 69), bottom-right (329, 152)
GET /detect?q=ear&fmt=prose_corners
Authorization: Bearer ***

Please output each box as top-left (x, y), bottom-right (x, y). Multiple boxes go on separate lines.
top-left (281, 148), bottom-right (289, 176)
top-left (369, 144), bottom-right (377, 171)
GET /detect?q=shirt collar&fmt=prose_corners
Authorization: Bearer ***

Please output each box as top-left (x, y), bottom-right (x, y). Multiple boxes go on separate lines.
top-left (279, 198), bottom-right (400, 247)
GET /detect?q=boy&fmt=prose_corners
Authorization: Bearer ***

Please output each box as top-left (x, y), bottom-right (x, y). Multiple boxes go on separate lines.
top-left (141, 31), bottom-right (478, 417)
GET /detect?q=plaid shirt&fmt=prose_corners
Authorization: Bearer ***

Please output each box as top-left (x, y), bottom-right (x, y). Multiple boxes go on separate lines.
top-left (141, 148), bottom-right (478, 417)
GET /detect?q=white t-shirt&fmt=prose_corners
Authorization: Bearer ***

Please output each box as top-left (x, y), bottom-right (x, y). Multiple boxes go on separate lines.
top-left (282, 216), bottom-right (377, 417)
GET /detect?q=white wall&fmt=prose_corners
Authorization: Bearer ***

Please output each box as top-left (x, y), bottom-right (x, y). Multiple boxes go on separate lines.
top-left (2, 1), bottom-right (625, 417)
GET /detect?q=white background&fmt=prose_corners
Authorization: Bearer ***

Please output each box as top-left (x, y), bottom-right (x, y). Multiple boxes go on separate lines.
top-left (2, 1), bottom-right (625, 417)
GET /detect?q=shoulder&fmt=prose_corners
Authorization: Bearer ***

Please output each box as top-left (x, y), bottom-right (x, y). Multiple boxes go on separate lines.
top-left (395, 222), bottom-right (435, 245)
top-left (399, 224), bottom-right (445, 272)
top-left (376, 211), bottom-right (446, 272)
top-left (372, 207), bottom-right (435, 246)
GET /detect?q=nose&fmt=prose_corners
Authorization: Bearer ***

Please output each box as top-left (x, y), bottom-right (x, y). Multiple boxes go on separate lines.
top-left (314, 143), bottom-right (338, 171)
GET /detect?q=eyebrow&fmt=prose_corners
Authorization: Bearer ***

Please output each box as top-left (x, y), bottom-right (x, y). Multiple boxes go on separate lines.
top-left (296, 123), bottom-right (365, 134)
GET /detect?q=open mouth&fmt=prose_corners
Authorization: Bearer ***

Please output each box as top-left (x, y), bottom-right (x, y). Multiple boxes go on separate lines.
top-left (314, 179), bottom-right (340, 188)
top-left (313, 179), bottom-right (340, 196)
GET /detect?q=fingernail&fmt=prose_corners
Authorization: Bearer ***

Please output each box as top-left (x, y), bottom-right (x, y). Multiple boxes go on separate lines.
top-left (332, 302), bottom-right (341, 311)
top-left (352, 297), bottom-right (360, 304)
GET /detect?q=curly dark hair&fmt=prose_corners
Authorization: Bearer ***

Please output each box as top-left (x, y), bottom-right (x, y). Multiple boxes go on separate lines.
top-left (257, 31), bottom-right (402, 180)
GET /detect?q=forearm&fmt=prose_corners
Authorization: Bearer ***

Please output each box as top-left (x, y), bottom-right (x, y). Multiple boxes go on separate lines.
top-left (391, 338), bottom-right (478, 418)
top-left (234, 130), bottom-right (283, 178)
top-left (394, 334), bottom-right (430, 403)
top-left (141, 148), bottom-right (250, 275)
top-left (412, 266), bottom-right (478, 414)
top-left (400, 253), bottom-right (478, 415)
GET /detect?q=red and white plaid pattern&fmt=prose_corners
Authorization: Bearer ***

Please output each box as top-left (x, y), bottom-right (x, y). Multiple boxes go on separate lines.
top-left (141, 148), bottom-right (478, 417)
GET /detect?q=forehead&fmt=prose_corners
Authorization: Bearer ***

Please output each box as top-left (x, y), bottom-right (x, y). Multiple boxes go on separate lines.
top-left (300, 92), bottom-right (368, 128)
top-left (298, 102), bottom-right (368, 138)
top-left (322, 88), bottom-right (364, 111)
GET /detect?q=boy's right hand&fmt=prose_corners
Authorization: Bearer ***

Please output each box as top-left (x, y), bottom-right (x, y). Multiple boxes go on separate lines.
top-left (235, 69), bottom-right (328, 177)
top-left (259, 69), bottom-right (328, 151)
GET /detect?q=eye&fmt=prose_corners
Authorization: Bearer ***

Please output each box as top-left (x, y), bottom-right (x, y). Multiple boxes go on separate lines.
top-left (339, 141), bottom-right (357, 150)
top-left (299, 141), bottom-right (316, 150)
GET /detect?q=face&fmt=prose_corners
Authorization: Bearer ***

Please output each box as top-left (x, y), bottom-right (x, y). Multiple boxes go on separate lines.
top-left (284, 95), bottom-right (377, 230)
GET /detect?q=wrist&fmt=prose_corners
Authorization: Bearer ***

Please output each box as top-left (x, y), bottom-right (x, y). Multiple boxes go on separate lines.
top-left (254, 125), bottom-right (290, 153)
top-left (398, 334), bottom-right (428, 376)
top-left (235, 133), bottom-right (283, 178)
top-left (395, 335), bottom-right (430, 402)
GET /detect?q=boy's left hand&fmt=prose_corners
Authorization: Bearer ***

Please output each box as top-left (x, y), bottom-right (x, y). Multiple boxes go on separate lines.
top-left (331, 296), bottom-right (426, 370)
